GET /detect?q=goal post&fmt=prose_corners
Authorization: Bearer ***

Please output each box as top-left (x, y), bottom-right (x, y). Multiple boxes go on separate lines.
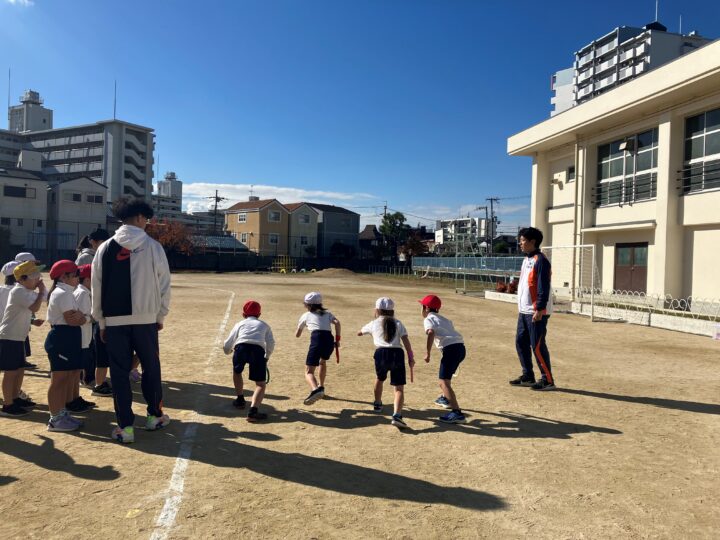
top-left (541, 244), bottom-right (599, 322)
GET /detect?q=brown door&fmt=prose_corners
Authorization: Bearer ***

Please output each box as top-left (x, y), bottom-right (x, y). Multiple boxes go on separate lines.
top-left (614, 243), bottom-right (648, 293)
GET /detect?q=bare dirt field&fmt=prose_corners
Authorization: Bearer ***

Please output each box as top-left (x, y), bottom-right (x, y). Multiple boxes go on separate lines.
top-left (1, 272), bottom-right (719, 539)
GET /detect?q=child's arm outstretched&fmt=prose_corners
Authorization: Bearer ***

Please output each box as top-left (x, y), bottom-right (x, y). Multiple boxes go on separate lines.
top-left (357, 321), bottom-right (372, 337)
top-left (401, 335), bottom-right (415, 368)
top-left (424, 329), bottom-right (434, 363)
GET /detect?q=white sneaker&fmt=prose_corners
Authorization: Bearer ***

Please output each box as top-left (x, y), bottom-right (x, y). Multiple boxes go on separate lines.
top-left (112, 426), bottom-right (135, 443)
top-left (145, 414), bottom-right (170, 431)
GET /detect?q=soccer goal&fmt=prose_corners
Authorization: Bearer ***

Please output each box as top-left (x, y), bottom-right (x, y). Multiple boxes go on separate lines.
top-left (541, 244), bottom-right (600, 321)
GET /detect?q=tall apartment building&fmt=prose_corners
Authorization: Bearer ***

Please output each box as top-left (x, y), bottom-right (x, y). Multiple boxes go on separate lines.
top-left (551, 22), bottom-right (712, 116)
top-left (1, 90), bottom-right (155, 201)
top-left (434, 217), bottom-right (494, 250)
top-left (151, 172), bottom-right (183, 219)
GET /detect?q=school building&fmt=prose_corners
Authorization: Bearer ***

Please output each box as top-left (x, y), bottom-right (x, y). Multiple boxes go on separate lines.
top-left (508, 38), bottom-right (720, 302)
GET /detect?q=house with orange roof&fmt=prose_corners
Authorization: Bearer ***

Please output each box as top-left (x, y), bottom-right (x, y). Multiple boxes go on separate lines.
top-left (223, 196), bottom-right (289, 255)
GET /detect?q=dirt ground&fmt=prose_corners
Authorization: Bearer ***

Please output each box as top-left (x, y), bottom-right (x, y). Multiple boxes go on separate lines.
top-left (1, 272), bottom-right (718, 539)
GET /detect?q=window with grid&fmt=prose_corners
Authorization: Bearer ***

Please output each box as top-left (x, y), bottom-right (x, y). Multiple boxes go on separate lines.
top-left (299, 213), bottom-right (310, 224)
top-left (238, 213), bottom-right (247, 223)
top-left (63, 191), bottom-right (82, 203)
top-left (87, 194), bottom-right (103, 204)
top-left (595, 128), bottom-right (658, 207)
top-left (269, 233), bottom-right (279, 245)
top-left (681, 107), bottom-right (720, 194)
top-left (268, 210), bottom-right (281, 222)
top-left (240, 232), bottom-right (248, 243)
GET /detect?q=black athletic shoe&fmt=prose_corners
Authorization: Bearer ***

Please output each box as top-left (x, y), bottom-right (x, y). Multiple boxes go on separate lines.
top-left (391, 414), bottom-right (408, 429)
top-left (22, 361), bottom-right (37, 370)
top-left (65, 397), bottom-right (92, 413)
top-left (233, 397), bottom-right (246, 409)
top-left (92, 382), bottom-right (113, 397)
top-left (530, 379), bottom-right (556, 391)
top-left (372, 401), bottom-right (383, 412)
top-left (14, 397), bottom-right (36, 408)
top-left (303, 387), bottom-right (325, 405)
top-left (77, 397), bottom-right (96, 409)
top-left (509, 375), bottom-right (536, 387)
top-left (247, 408), bottom-right (267, 422)
top-left (0, 404), bottom-right (30, 417)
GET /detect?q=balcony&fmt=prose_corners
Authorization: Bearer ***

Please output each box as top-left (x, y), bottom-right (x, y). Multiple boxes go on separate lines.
top-left (577, 50), bottom-right (594, 67)
top-left (596, 56), bottom-right (617, 74)
top-left (123, 146), bottom-right (146, 165)
top-left (576, 68), bottom-right (593, 84)
top-left (679, 160), bottom-right (720, 194)
top-left (597, 73), bottom-right (617, 90)
top-left (577, 84), bottom-right (594, 99)
top-left (124, 131), bottom-right (147, 152)
top-left (123, 162), bottom-right (146, 180)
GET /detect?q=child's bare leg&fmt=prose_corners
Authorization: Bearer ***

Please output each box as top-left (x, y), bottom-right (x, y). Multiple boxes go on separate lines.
top-left (233, 371), bottom-right (244, 396)
top-left (373, 379), bottom-right (383, 403)
top-left (251, 381), bottom-right (266, 408)
top-left (48, 372), bottom-right (71, 415)
top-left (305, 366), bottom-right (319, 390)
top-left (439, 379), bottom-right (459, 410)
top-left (95, 367), bottom-right (107, 386)
top-left (318, 361), bottom-right (327, 387)
top-left (2, 371), bottom-right (20, 404)
top-left (393, 385), bottom-right (404, 415)
top-left (13, 369), bottom-right (25, 400)
top-left (72, 370), bottom-right (81, 399)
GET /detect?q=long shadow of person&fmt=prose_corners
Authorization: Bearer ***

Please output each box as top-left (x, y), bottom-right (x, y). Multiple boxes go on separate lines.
top-left (74, 422), bottom-right (505, 512)
top-left (556, 388), bottom-right (720, 416)
top-left (0, 434), bottom-right (120, 481)
top-left (0, 475), bottom-right (18, 486)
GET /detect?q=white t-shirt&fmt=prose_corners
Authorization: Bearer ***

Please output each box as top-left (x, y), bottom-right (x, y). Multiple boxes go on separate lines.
top-left (423, 312), bottom-right (464, 349)
top-left (0, 284), bottom-right (13, 314)
top-left (223, 317), bottom-right (276, 359)
top-left (47, 283), bottom-right (80, 326)
top-left (297, 310), bottom-right (336, 333)
top-left (0, 284), bottom-right (39, 341)
top-left (360, 317), bottom-right (408, 348)
top-left (74, 284), bottom-right (92, 348)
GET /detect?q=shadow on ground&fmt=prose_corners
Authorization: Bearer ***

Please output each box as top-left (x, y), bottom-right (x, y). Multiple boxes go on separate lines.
top-left (556, 388), bottom-right (720, 415)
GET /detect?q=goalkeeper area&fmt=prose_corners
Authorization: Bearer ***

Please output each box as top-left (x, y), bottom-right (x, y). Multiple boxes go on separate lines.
top-left (1, 272), bottom-right (718, 538)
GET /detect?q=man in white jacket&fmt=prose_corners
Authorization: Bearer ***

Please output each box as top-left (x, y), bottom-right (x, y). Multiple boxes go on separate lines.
top-left (91, 198), bottom-right (171, 443)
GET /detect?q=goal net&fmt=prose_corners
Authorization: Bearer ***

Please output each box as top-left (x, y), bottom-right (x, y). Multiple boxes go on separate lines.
top-left (541, 244), bottom-right (600, 320)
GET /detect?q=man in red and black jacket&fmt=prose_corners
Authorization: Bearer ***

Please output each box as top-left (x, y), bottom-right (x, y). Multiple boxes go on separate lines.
top-left (509, 227), bottom-right (556, 391)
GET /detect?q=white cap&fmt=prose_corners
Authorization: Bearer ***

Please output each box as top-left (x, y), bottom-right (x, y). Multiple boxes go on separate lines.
top-left (304, 291), bottom-right (323, 305)
top-left (15, 252), bottom-right (38, 263)
top-left (375, 297), bottom-right (395, 310)
top-left (1, 261), bottom-right (19, 277)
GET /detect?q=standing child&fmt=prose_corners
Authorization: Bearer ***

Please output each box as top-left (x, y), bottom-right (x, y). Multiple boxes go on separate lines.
top-left (45, 260), bottom-right (88, 432)
top-left (223, 300), bottom-right (275, 422)
top-left (296, 291), bottom-right (340, 405)
top-left (72, 265), bottom-right (98, 408)
top-left (358, 297), bottom-right (415, 429)
top-left (419, 294), bottom-right (467, 424)
top-left (0, 261), bottom-right (46, 417)
top-left (14, 252), bottom-right (45, 370)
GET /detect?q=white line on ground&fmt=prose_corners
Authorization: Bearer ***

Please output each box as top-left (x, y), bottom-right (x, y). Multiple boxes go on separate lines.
top-left (149, 290), bottom-right (235, 540)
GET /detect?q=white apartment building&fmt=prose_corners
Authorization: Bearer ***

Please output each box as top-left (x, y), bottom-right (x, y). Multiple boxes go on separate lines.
top-left (508, 39), bottom-right (720, 301)
top-left (1, 90), bottom-right (155, 202)
top-left (0, 167), bottom-right (48, 248)
top-left (551, 22), bottom-right (712, 116)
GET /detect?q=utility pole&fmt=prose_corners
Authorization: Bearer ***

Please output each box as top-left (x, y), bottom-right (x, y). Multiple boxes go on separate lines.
top-left (486, 197), bottom-right (500, 256)
top-left (206, 190), bottom-right (228, 236)
top-left (475, 205), bottom-right (489, 255)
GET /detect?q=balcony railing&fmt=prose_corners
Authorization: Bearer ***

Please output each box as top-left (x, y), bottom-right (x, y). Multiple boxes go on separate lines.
top-left (678, 160), bottom-right (720, 194)
top-left (594, 173), bottom-right (657, 207)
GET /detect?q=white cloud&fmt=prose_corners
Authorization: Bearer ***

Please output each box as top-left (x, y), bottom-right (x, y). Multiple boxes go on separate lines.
top-left (181, 181), bottom-right (379, 214)
top-left (5, 0), bottom-right (34, 6)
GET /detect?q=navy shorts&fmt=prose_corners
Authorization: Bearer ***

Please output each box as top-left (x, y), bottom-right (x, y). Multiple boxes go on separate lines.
top-left (45, 325), bottom-right (83, 372)
top-left (306, 330), bottom-right (334, 366)
top-left (233, 343), bottom-right (267, 382)
top-left (374, 347), bottom-right (406, 386)
top-left (0, 339), bottom-right (26, 371)
top-left (439, 342), bottom-right (466, 379)
top-left (81, 348), bottom-right (94, 372)
top-left (24, 336), bottom-right (31, 357)
top-left (93, 323), bottom-right (109, 368)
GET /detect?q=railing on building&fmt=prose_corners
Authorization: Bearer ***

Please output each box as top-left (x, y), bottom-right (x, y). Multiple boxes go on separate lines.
top-left (678, 160), bottom-right (720, 194)
top-left (594, 173), bottom-right (657, 207)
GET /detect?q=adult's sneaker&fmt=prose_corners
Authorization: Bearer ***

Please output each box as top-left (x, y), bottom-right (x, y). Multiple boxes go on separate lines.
top-left (531, 379), bottom-right (556, 391)
top-left (48, 415), bottom-right (79, 432)
top-left (65, 397), bottom-right (92, 413)
top-left (391, 414), bottom-right (408, 429)
top-left (303, 387), bottom-right (324, 405)
top-left (129, 369), bottom-right (141, 383)
top-left (22, 361), bottom-right (37, 370)
top-left (146, 414), bottom-right (171, 431)
top-left (92, 382), bottom-right (113, 397)
top-left (372, 401), bottom-right (383, 412)
top-left (434, 395), bottom-right (451, 409)
top-left (247, 410), bottom-right (268, 422)
top-left (14, 396), bottom-right (36, 408)
top-left (509, 375), bottom-right (536, 387)
top-left (0, 403), bottom-right (30, 417)
top-left (112, 426), bottom-right (135, 443)
top-left (439, 411), bottom-right (467, 424)
top-left (233, 396), bottom-right (246, 409)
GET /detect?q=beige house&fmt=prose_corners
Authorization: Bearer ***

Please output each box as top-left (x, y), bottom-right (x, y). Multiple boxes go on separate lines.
top-left (224, 197), bottom-right (289, 255)
top-left (508, 39), bottom-right (720, 301)
top-left (284, 203), bottom-right (319, 258)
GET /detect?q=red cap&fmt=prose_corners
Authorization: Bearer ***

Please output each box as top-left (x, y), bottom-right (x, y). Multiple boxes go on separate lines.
top-left (49, 260), bottom-right (78, 280)
top-left (243, 300), bottom-right (261, 317)
top-left (78, 264), bottom-right (92, 279)
top-left (419, 294), bottom-right (442, 310)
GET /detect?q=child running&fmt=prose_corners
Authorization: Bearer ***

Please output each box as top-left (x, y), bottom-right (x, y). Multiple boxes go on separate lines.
top-left (0, 261), bottom-right (46, 417)
top-left (223, 300), bottom-right (275, 422)
top-left (419, 294), bottom-right (467, 424)
top-left (296, 291), bottom-right (340, 405)
top-left (358, 297), bottom-right (415, 429)
top-left (45, 260), bottom-right (89, 432)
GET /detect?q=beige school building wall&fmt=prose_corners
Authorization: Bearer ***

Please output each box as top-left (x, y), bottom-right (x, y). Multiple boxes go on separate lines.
top-left (509, 39), bottom-right (720, 303)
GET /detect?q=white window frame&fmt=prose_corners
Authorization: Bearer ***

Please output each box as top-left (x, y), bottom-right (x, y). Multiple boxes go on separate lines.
top-left (299, 213), bottom-right (310, 224)
top-left (237, 212), bottom-right (247, 223)
top-left (269, 233), bottom-right (279, 245)
top-left (268, 210), bottom-right (281, 223)
top-left (240, 232), bottom-right (248, 243)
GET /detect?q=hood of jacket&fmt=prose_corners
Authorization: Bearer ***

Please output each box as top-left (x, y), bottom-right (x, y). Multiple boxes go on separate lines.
top-left (79, 247), bottom-right (95, 257)
top-left (113, 225), bottom-right (148, 251)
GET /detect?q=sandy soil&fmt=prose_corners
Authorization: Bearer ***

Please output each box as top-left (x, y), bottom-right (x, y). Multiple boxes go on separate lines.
top-left (1, 272), bottom-right (718, 539)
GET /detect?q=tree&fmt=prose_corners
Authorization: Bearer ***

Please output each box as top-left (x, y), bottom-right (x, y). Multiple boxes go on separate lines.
top-left (401, 232), bottom-right (429, 259)
top-left (146, 219), bottom-right (195, 256)
top-left (379, 211), bottom-right (411, 262)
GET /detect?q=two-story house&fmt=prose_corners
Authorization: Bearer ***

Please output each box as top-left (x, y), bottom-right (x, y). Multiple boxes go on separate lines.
top-left (284, 203), bottom-right (319, 258)
top-left (224, 197), bottom-right (290, 255)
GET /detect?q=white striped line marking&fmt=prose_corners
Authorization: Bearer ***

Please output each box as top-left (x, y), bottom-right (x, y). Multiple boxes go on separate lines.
top-left (149, 290), bottom-right (235, 540)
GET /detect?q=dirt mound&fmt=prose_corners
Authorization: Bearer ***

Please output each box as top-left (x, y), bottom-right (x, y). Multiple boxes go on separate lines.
top-left (312, 267), bottom-right (356, 277)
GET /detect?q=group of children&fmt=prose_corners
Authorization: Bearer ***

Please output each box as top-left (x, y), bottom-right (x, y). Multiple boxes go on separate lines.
top-left (223, 290), bottom-right (467, 429)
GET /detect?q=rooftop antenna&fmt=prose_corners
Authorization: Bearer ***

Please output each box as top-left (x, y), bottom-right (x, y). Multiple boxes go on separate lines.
top-left (6, 68), bottom-right (10, 112)
top-left (249, 184), bottom-right (254, 198)
top-left (655, 0), bottom-right (659, 21)
top-left (679, 14), bottom-right (682, 34)
top-left (113, 80), bottom-right (117, 120)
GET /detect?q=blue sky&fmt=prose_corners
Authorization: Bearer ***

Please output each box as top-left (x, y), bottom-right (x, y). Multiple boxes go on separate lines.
top-left (2, 0), bottom-right (720, 232)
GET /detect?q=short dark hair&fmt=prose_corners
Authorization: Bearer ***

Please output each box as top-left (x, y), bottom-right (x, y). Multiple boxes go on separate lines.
top-left (89, 228), bottom-right (110, 242)
top-left (112, 197), bottom-right (154, 222)
top-left (518, 227), bottom-right (543, 248)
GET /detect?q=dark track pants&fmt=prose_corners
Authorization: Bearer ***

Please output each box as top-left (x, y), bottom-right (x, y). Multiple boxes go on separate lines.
top-left (106, 324), bottom-right (163, 429)
top-left (515, 313), bottom-right (553, 384)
